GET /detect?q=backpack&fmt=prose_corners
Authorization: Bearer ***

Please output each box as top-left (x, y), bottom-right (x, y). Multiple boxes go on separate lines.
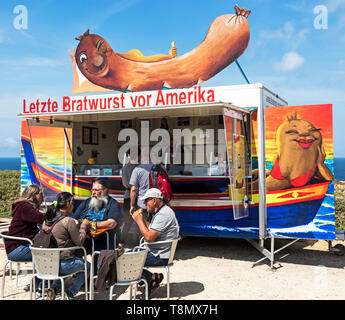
top-left (149, 164), bottom-right (172, 204)
top-left (32, 230), bottom-right (58, 248)
top-left (32, 216), bottom-right (65, 248)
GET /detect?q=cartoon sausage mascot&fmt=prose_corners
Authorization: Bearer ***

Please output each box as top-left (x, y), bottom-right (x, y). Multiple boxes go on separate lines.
top-left (265, 112), bottom-right (334, 191)
top-left (73, 5), bottom-right (251, 92)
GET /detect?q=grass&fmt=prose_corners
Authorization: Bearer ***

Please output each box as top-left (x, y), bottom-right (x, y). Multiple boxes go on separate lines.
top-left (0, 170), bottom-right (20, 219)
top-left (335, 180), bottom-right (345, 230)
top-left (1, 170), bottom-right (345, 229)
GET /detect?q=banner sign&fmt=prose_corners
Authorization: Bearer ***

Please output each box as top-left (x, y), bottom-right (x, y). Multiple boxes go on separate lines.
top-left (22, 86), bottom-right (216, 115)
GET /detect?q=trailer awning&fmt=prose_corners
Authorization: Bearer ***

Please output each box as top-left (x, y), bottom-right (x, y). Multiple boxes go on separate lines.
top-left (18, 101), bottom-right (250, 123)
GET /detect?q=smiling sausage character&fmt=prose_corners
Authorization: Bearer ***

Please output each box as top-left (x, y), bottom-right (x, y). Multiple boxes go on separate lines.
top-left (72, 5), bottom-right (251, 93)
top-left (266, 112), bottom-right (333, 191)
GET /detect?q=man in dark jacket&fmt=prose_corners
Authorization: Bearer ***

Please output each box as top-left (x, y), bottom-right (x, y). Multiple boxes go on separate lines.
top-left (72, 179), bottom-right (122, 252)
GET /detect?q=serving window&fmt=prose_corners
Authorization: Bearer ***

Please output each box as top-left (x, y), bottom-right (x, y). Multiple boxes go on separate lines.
top-left (72, 114), bottom-right (232, 177)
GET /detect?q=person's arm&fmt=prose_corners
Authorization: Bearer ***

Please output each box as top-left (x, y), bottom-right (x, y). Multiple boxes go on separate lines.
top-left (131, 210), bottom-right (160, 242)
top-left (66, 218), bottom-right (88, 246)
top-left (122, 164), bottom-right (131, 189)
top-left (21, 203), bottom-right (46, 224)
top-left (71, 199), bottom-right (87, 220)
top-left (97, 198), bottom-right (120, 230)
top-left (129, 185), bottom-right (138, 215)
top-left (42, 221), bottom-right (53, 232)
top-left (96, 219), bottom-right (117, 230)
top-left (129, 167), bottom-right (140, 215)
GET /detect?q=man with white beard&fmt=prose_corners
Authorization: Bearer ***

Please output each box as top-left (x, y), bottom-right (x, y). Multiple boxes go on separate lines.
top-left (72, 179), bottom-right (122, 252)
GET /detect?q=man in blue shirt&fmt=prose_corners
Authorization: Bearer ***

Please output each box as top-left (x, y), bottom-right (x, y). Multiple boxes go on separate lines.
top-left (73, 179), bottom-right (122, 251)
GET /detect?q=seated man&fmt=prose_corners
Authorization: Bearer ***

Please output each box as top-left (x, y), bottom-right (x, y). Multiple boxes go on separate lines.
top-left (131, 188), bottom-right (179, 294)
top-left (72, 179), bottom-right (122, 252)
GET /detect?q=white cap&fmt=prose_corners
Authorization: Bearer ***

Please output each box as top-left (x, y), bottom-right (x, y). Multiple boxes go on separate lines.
top-left (140, 188), bottom-right (163, 201)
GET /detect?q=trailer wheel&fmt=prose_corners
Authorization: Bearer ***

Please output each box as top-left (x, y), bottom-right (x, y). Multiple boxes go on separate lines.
top-left (333, 244), bottom-right (345, 256)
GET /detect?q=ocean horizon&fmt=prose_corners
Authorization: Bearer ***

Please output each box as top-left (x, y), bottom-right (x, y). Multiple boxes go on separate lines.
top-left (1, 156), bottom-right (345, 180)
top-left (0, 157), bottom-right (21, 170)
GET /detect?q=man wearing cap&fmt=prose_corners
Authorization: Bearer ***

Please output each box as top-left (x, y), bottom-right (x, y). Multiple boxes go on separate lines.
top-left (131, 188), bottom-right (179, 294)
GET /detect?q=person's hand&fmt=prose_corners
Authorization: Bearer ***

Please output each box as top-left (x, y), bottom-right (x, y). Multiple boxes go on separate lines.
top-left (131, 208), bottom-right (143, 222)
top-left (82, 219), bottom-right (91, 228)
top-left (42, 224), bottom-right (53, 233)
top-left (130, 206), bottom-right (136, 215)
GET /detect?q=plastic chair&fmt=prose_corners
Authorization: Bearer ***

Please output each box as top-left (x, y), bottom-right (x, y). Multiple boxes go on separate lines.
top-left (0, 222), bottom-right (10, 230)
top-left (29, 246), bottom-right (88, 300)
top-left (89, 247), bottom-right (148, 300)
top-left (139, 237), bottom-right (180, 299)
top-left (0, 231), bottom-right (34, 298)
top-left (91, 230), bottom-right (116, 254)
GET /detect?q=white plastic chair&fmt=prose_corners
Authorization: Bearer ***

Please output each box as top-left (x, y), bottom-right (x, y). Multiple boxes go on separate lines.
top-left (139, 237), bottom-right (180, 299)
top-left (89, 247), bottom-right (148, 300)
top-left (0, 231), bottom-right (34, 298)
top-left (0, 222), bottom-right (10, 231)
top-left (30, 246), bottom-right (88, 300)
top-left (91, 230), bottom-right (117, 254)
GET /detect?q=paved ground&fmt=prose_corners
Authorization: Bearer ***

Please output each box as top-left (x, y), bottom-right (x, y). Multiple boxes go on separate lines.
top-left (1, 218), bottom-right (345, 300)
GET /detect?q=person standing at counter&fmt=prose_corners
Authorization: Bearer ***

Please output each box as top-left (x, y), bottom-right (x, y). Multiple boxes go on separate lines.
top-left (129, 149), bottom-right (154, 241)
top-left (118, 149), bottom-right (139, 248)
top-left (72, 179), bottom-right (122, 252)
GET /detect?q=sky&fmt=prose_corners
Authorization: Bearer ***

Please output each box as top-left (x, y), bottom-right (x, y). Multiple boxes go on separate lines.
top-left (0, 0), bottom-right (344, 157)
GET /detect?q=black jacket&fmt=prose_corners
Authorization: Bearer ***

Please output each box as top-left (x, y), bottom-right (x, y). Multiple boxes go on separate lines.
top-left (95, 249), bottom-right (124, 291)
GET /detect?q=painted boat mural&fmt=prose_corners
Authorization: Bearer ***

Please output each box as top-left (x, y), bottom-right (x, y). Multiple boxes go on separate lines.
top-left (21, 121), bottom-right (72, 202)
top-left (21, 118), bottom-right (335, 241)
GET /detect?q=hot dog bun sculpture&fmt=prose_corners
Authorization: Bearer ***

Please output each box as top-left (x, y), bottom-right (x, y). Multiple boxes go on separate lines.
top-left (75, 5), bottom-right (251, 92)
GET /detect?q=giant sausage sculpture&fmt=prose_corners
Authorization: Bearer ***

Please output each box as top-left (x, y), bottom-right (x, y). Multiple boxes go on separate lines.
top-left (74, 5), bottom-right (251, 92)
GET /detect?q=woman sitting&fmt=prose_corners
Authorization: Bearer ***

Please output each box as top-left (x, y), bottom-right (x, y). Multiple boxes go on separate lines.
top-left (5, 184), bottom-right (46, 293)
top-left (5, 184), bottom-right (45, 261)
top-left (44, 192), bottom-right (90, 300)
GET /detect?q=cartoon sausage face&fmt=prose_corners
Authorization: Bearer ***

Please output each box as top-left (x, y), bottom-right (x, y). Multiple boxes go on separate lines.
top-left (76, 31), bottom-right (110, 78)
top-left (75, 5), bottom-right (251, 92)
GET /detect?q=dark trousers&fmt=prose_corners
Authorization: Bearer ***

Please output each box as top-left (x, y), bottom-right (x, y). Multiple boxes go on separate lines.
top-left (119, 198), bottom-right (142, 245)
top-left (119, 198), bottom-right (133, 244)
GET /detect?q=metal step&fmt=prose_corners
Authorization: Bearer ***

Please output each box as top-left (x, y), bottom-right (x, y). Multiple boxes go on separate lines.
top-left (335, 229), bottom-right (345, 240)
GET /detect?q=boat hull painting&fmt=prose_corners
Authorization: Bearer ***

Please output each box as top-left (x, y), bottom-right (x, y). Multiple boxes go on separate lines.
top-left (21, 135), bottom-right (334, 240)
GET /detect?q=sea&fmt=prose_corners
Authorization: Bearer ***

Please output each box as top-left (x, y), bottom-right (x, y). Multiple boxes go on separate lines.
top-left (335, 157), bottom-right (345, 181)
top-left (1, 156), bottom-right (345, 181)
top-left (0, 157), bottom-right (21, 170)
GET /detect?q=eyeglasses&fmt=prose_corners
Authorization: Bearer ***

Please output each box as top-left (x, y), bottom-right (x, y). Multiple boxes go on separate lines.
top-left (144, 197), bottom-right (154, 203)
top-left (91, 188), bottom-right (103, 192)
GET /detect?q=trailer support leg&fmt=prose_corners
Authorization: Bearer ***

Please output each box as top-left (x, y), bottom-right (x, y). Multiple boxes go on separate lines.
top-left (327, 240), bottom-right (345, 256)
top-left (247, 235), bottom-right (300, 269)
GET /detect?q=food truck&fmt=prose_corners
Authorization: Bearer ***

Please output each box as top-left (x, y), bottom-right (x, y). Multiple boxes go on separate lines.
top-left (17, 5), bottom-right (342, 265)
top-left (18, 83), bottom-right (340, 265)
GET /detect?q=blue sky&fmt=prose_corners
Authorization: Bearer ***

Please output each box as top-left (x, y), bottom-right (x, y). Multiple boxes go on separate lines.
top-left (0, 0), bottom-right (344, 157)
